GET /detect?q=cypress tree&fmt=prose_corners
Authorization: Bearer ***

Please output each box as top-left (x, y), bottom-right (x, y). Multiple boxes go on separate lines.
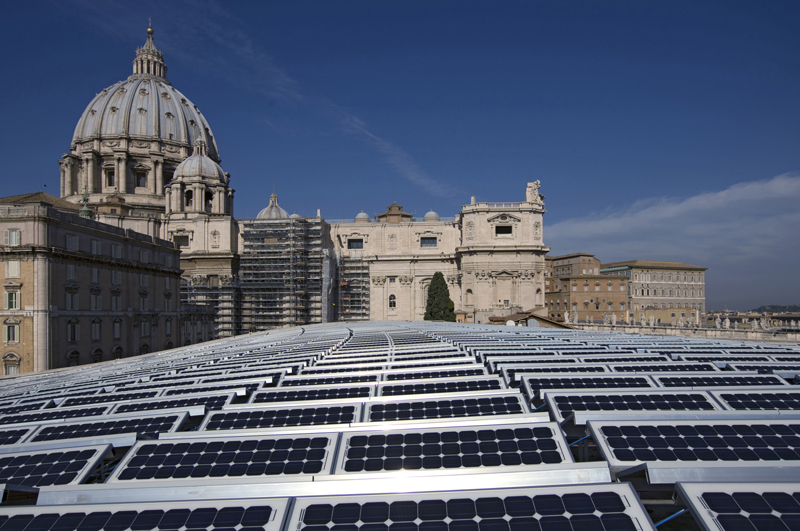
top-left (424, 272), bottom-right (456, 322)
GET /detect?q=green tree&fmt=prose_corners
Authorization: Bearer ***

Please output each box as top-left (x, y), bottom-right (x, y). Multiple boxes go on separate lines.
top-left (424, 272), bottom-right (456, 322)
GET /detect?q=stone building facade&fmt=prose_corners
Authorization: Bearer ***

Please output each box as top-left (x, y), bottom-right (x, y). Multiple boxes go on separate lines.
top-left (600, 260), bottom-right (707, 321)
top-left (0, 193), bottom-right (185, 375)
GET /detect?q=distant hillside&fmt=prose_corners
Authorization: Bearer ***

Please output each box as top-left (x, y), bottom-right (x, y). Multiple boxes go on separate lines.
top-left (750, 304), bottom-right (800, 313)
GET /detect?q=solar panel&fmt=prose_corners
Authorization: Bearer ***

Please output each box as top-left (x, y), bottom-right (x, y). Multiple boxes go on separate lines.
top-left (109, 392), bottom-right (238, 414)
top-left (28, 410), bottom-right (189, 443)
top-left (384, 368), bottom-right (487, 381)
top-left (588, 418), bottom-right (800, 482)
top-left (0, 405), bottom-right (111, 426)
top-left (502, 365), bottom-right (609, 386)
top-left (286, 484), bottom-right (654, 531)
top-left (0, 443), bottom-right (110, 487)
top-left (378, 377), bottom-right (505, 397)
top-left (677, 481), bottom-right (800, 531)
top-left (59, 391), bottom-right (160, 407)
top-left (365, 392), bottom-right (529, 423)
top-left (108, 434), bottom-right (337, 482)
top-left (521, 374), bottom-right (658, 400)
top-left (0, 498), bottom-right (290, 531)
top-left (334, 422), bottom-right (571, 475)
top-left (251, 384), bottom-right (374, 404)
top-left (652, 373), bottom-right (789, 388)
top-left (609, 362), bottom-right (719, 372)
top-left (201, 403), bottom-right (361, 430)
top-left (710, 389), bottom-right (800, 411)
top-left (282, 375), bottom-right (379, 386)
top-left (0, 427), bottom-right (34, 446)
top-left (545, 390), bottom-right (722, 424)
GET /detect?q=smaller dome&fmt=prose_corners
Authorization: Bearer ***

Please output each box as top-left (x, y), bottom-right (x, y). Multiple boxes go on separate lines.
top-left (355, 211), bottom-right (370, 222)
top-left (289, 212), bottom-right (301, 219)
top-left (174, 141), bottom-right (225, 182)
top-left (257, 191), bottom-right (289, 220)
top-left (423, 209), bottom-right (440, 221)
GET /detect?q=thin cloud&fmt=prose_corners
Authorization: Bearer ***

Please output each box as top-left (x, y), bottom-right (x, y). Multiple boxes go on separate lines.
top-left (66, 0), bottom-right (454, 197)
top-left (547, 174), bottom-right (800, 309)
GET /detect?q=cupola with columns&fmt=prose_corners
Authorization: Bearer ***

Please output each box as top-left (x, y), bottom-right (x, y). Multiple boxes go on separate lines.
top-left (165, 140), bottom-right (233, 216)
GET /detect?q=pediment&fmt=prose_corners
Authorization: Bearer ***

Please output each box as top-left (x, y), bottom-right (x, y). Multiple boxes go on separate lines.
top-left (487, 213), bottom-right (521, 224)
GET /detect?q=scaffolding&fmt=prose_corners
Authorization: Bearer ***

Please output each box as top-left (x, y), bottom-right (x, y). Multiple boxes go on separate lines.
top-left (337, 251), bottom-right (370, 321)
top-left (180, 277), bottom-right (239, 340)
top-left (239, 217), bottom-right (331, 331)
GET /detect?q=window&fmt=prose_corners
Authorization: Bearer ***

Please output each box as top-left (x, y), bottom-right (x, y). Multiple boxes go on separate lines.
top-left (389, 277), bottom-right (396, 283)
top-left (141, 320), bottom-right (150, 336)
top-left (91, 268), bottom-right (100, 283)
top-left (136, 171), bottom-right (147, 188)
top-left (113, 320), bottom-right (121, 339)
top-left (595, 284), bottom-right (600, 291)
top-left (173, 235), bottom-right (189, 248)
top-left (572, 285), bottom-right (576, 291)
top-left (66, 264), bottom-right (77, 281)
top-left (105, 168), bottom-right (115, 187)
top-left (4, 324), bottom-right (19, 343)
top-left (6, 260), bottom-right (20, 278)
top-left (164, 255), bottom-right (173, 268)
top-left (583, 285), bottom-right (588, 291)
top-left (91, 294), bottom-right (101, 311)
top-left (165, 319), bottom-right (172, 336)
top-left (139, 274), bottom-right (149, 287)
top-left (388, 294), bottom-right (396, 308)
top-left (139, 296), bottom-right (148, 311)
top-left (91, 320), bottom-right (101, 341)
top-left (4, 291), bottom-right (19, 310)
top-left (420, 237), bottom-right (437, 248)
top-left (347, 239), bottom-right (364, 250)
top-left (66, 235), bottom-right (79, 251)
top-left (495, 225), bottom-right (512, 236)
top-left (111, 244), bottom-right (122, 259)
top-left (111, 271), bottom-right (121, 285)
top-left (140, 251), bottom-right (149, 264)
top-left (66, 292), bottom-right (79, 310)
top-left (91, 240), bottom-right (101, 255)
top-left (67, 322), bottom-right (79, 341)
top-left (3, 229), bottom-right (20, 247)
top-left (111, 295), bottom-right (121, 311)
top-left (164, 297), bottom-right (172, 312)
top-left (3, 353), bottom-right (20, 376)
top-left (164, 277), bottom-right (171, 290)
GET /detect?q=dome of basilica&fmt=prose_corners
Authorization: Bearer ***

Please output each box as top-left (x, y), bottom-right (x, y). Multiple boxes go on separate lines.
top-left (257, 191), bottom-right (289, 220)
top-left (70, 27), bottom-right (220, 162)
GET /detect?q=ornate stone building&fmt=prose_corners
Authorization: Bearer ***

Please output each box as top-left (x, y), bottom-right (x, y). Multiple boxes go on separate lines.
top-left (60, 26), bottom-right (238, 337)
top-left (328, 181), bottom-right (550, 324)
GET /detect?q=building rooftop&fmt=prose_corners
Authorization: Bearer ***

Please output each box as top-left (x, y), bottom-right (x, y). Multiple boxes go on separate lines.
top-left (601, 259), bottom-right (707, 271)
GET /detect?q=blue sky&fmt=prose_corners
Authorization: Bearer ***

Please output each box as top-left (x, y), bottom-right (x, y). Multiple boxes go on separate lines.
top-left (3, 1), bottom-right (799, 310)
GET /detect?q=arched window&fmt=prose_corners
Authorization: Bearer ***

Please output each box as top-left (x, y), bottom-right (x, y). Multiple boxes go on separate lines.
top-left (465, 289), bottom-right (473, 306)
top-left (112, 345), bottom-right (123, 359)
top-left (67, 350), bottom-right (80, 367)
top-left (388, 295), bottom-right (396, 309)
top-left (140, 343), bottom-right (150, 355)
top-left (91, 348), bottom-right (103, 363)
top-left (2, 353), bottom-right (20, 376)
top-left (164, 340), bottom-right (174, 350)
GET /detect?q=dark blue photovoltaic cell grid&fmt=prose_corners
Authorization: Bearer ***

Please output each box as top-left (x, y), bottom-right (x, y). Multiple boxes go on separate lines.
top-left (507, 367), bottom-right (607, 384)
top-left (115, 436), bottom-right (330, 481)
top-left (282, 375), bottom-right (378, 386)
top-left (32, 414), bottom-right (180, 442)
top-left (386, 369), bottom-right (485, 381)
top-left (553, 393), bottom-right (716, 415)
top-left (253, 387), bottom-right (371, 403)
top-left (0, 428), bottom-right (29, 445)
top-left (369, 396), bottom-right (523, 422)
top-left (0, 402), bottom-right (47, 416)
top-left (0, 504), bottom-right (276, 530)
top-left (61, 392), bottom-right (159, 407)
top-left (718, 392), bottom-right (800, 410)
top-left (342, 427), bottom-right (562, 473)
top-left (599, 423), bottom-right (800, 463)
top-left (114, 395), bottom-right (229, 413)
top-left (166, 383), bottom-right (261, 396)
top-left (524, 376), bottom-right (653, 392)
top-left (380, 379), bottom-right (502, 396)
top-left (657, 375), bottom-right (786, 387)
top-left (299, 491), bottom-right (637, 531)
top-left (204, 406), bottom-right (356, 429)
top-left (701, 491), bottom-right (800, 531)
top-left (201, 372), bottom-right (282, 384)
top-left (0, 407), bottom-right (107, 426)
top-left (0, 448), bottom-right (98, 486)
top-left (611, 363), bottom-right (717, 372)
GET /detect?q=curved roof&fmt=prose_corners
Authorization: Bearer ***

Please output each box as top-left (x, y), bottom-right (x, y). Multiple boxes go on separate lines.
top-left (423, 209), bottom-right (440, 221)
top-left (173, 141), bottom-right (225, 182)
top-left (71, 29), bottom-right (220, 162)
top-left (257, 191), bottom-right (289, 219)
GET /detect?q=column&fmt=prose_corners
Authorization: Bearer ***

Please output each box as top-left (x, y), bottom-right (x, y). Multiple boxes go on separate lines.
top-left (164, 188), bottom-right (171, 214)
top-left (32, 254), bottom-right (50, 372)
top-left (87, 155), bottom-right (96, 193)
top-left (155, 160), bottom-right (163, 195)
top-left (64, 159), bottom-right (74, 195)
top-left (118, 156), bottom-right (128, 193)
top-left (60, 164), bottom-right (67, 197)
